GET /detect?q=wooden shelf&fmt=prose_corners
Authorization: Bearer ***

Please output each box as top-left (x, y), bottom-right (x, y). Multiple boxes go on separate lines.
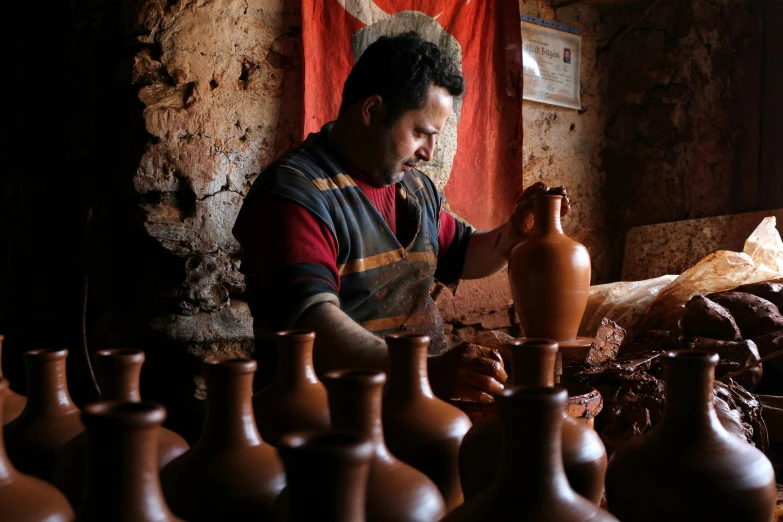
top-left (552, 0), bottom-right (652, 7)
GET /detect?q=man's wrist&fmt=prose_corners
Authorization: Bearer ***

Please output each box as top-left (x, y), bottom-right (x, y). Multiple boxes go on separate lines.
top-left (499, 220), bottom-right (526, 259)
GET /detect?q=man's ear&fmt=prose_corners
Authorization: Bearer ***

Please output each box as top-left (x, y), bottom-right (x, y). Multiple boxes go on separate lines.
top-left (361, 95), bottom-right (385, 126)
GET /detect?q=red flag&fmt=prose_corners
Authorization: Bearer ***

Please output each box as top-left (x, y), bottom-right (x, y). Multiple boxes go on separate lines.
top-left (302, 0), bottom-right (523, 229)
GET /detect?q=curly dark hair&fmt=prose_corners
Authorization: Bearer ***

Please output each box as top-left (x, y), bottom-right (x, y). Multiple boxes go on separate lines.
top-left (339, 31), bottom-right (465, 124)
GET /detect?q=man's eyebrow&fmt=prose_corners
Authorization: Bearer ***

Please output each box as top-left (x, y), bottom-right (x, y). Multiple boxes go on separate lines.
top-left (417, 126), bottom-right (439, 134)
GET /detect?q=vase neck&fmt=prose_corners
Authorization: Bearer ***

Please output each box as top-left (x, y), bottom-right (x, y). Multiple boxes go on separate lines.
top-left (24, 350), bottom-right (77, 417)
top-left (274, 336), bottom-right (320, 389)
top-left (532, 196), bottom-right (564, 235)
top-left (324, 371), bottom-right (386, 445)
top-left (198, 360), bottom-right (262, 449)
top-left (97, 350), bottom-right (144, 402)
top-left (0, 383), bottom-right (15, 480)
top-left (509, 339), bottom-right (558, 387)
top-left (386, 336), bottom-right (433, 401)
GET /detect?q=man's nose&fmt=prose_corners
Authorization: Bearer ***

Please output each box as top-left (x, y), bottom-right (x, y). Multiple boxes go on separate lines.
top-left (417, 135), bottom-right (436, 162)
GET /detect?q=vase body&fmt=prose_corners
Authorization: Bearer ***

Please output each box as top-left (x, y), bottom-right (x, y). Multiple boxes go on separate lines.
top-left (606, 351), bottom-right (777, 522)
top-left (52, 349), bottom-right (189, 506)
top-left (459, 339), bottom-right (607, 504)
top-left (253, 331), bottom-right (330, 447)
top-left (276, 431), bottom-right (373, 522)
top-left (445, 387), bottom-right (617, 522)
top-left (0, 336), bottom-right (26, 426)
top-left (0, 378), bottom-right (74, 522)
top-left (77, 401), bottom-right (182, 522)
top-left (4, 349), bottom-right (84, 480)
top-left (508, 195), bottom-right (591, 341)
top-left (382, 334), bottom-right (471, 510)
top-left (323, 369), bottom-right (446, 522)
top-left (161, 358), bottom-right (286, 521)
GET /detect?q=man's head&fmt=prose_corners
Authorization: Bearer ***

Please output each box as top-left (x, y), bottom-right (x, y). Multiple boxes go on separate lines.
top-left (337, 32), bottom-right (465, 187)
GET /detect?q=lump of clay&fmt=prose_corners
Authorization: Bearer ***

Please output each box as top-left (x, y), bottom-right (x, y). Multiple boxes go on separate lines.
top-left (586, 318), bottom-right (626, 366)
top-left (680, 295), bottom-right (742, 341)
top-left (736, 279), bottom-right (783, 310)
top-left (708, 291), bottom-right (783, 338)
top-left (688, 337), bottom-right (762, 391)
top-left (714, 379), bottom-right (767, 451)
top-left (752, 334), bottom-right (783, 395)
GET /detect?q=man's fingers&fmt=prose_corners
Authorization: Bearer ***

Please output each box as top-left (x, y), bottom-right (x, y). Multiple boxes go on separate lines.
top-left (548, 186), bottom-right (571, 216)
top-left (516, 182), bottom-right (549, 204)
top-left (466, 356), bottom-right (508, 383)
top-left (459, 368), bottom-right (505, 395)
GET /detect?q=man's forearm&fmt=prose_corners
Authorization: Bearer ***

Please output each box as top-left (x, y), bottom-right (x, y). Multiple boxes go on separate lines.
top-left (296, 302), bottom-right (389, 374)
top-left (460, 221), bottom-right (520, 279)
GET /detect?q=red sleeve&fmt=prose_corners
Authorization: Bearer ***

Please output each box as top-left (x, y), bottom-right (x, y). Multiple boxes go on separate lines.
top-left (438, 210), bottom-right (457, 262)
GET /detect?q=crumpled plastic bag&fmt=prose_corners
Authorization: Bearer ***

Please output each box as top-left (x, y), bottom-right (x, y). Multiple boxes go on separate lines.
top-left (579, 217), bottom-right (783, 342)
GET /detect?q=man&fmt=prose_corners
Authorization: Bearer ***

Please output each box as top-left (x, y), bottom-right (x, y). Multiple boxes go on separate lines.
top-left (234, 32), bottom-right (569, 401)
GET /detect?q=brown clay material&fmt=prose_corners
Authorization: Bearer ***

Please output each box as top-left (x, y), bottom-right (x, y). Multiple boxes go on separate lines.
top-left (606, 351), bottom-right (777, 521)
top-left (276, 431), bottom-right (373, 522)
top-left (445, 387), bottom-right (617, 521)
top-left (253, 331), bottom-right (330, 447)
top-left (161, 358), bottom-right (286, 522)
top-left (76, 401), bottom-right (182, 522)
top-left (4, 349), bottom-right (84, 480)
top-left (322, 369), bottom-right (447, 522)
top-left (459, 339), bottom-right (607, 505)
top-left (0, 336), bottom-right (26, 426)
top-left (52, 349), bottom-right (189, 507)
top-left (382, 334), bottom-right (472, 511)
top-left (508, 195), bottom-right (591, 341)
top-left (0, 378), bottom-right (74, 522)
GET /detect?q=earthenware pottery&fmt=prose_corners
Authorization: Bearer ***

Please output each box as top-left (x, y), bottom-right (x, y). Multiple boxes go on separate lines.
top-left (606, 350), bottom-right (777, 521)
top-left (160, 358), bottom-right (285, 521)
top-left (52, 349), bottom-right (189, 506)
top-left (444, 387), bottom-right (617, 521)
top-left (323, 369), bottom-right (446, 522)
top-left (253, 331), bottom-right (330, 447)
top-left (508, 195), bottom-right (591, 341)
top-left (382, 333), bottom-right (471, 510)
top-left (0, 378), bottom-right (74, 522)
top-left (459, 339), bottom-right (607, 504)
top-left (276, 431), bottom-right (373, 522)
top-left (4, 349), bottom-right (83, 480)
top-left (77, 401), bottom-right (181, 522)
top-left (0, 336), bottom-right (26, 426)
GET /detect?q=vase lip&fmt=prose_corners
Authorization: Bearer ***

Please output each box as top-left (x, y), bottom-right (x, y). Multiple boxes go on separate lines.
top-left (275, 330), bottom-right (316, 340)
top-left (279, 430), bottom-right (374, 460)
top-left (323, 369), bottom-right (386, 387)
top-left (24, 348), bottom-right (68, 361)
top-left (664, 350), bottom-right (719, 366)
top-left (535, 194), bottom-right (564, 201)
top-left (203, 357), bottom-right (257, 374)
top-left (97, 348), bottom-right (145, 363)
top-left (498, 385), bottom-right (567, 405)
top-left (386, 333), bottom-right (431, 345)
top-left (82, 400), bottom-right (166, 427)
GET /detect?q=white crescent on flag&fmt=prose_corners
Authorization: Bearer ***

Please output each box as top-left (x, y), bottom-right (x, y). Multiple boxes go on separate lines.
top-left (336, 0), bottom-right (389, 25)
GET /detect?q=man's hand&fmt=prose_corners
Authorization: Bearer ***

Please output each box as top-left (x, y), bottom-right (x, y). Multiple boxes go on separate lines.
top-left (509, 182), bottom-right (571, 241)
top-left (428, 342), bottom-right (508, 402)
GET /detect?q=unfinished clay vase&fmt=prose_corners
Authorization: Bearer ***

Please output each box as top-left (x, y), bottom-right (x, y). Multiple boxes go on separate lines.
top-left (508, 195), bottom-right (591, 341)
top-left (52, 349), bottom-right (189, 506)
top-left (253, 331), bottom-right (330, 447)
top-left (382, 333), bottom-right (471, 510)
top-left (0, 336), bottom-right (26, 426)
top-left (0, 378), bottom-right (74, 522)
top-left (444, 387), bottom-right (617, 522)
top-left (4, 349), bottom-right (83, 480)
top-left (276, 431), bottom-right (373, 522)
top-left (77, 401), bottom-right (182, 522)
top-left (161, 358), bottom-right (286, 522)
top-left (323, 369), bottom-right (446, 522)
top-left (606, 351), bottom-right (777, 521)
top-left (459, 339), bottom-right (607, 504)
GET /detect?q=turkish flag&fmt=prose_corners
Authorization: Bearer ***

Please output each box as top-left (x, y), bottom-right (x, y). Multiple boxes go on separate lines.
top-left (301, 0), bottom-right (523, 229)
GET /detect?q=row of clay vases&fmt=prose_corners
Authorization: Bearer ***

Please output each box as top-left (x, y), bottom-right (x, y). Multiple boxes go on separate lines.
top-left (0, 336), bottom-right (26, 425)
top-left (4, 349), bottom-right (84, 481)
top-left (0, 377), bottom-right (74, 521)
top-left (606, 350), bottom-right (777, 521)
top-left (160, 358), bottom-right (286, 521)
top-left (444, 386), bottom-right (617, 521)
top-left (52, 349), bottom-right (190, 507)
top-left (459, 338), bottom-right (607, 504)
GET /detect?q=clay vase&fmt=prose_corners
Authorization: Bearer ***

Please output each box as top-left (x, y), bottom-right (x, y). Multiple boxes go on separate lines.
top-left (605, 351), bottom-right (777, 521)
top-left (253, 331), bottom-right (330, 447)
top-left (160, 358), bottom-right (286, 521)
top-left (459, 339), bottom-right (607, 504)
top-left (52, 349), bottom-right (189, 506)
top-left (444, 387), bottom-right (617, 522)
top-left (0, 336), bottom-right (26, 426)
top-left (276, 431), bottom-right (374, 522)
top-left (508, 195), bottom-right (591, 341)
top-left (4, 349), bottom-right (84, 480)
top-left (323, 369), bottom-right (447, 522)
top-left (382, 333), bottom-right (472, 510)
top-left (0, 378), bottom-right (74, 522)
top-left (77, 401), bottom-right (182, 522)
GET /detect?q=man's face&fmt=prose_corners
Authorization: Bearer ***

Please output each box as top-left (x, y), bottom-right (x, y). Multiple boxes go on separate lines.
top-left (367, 85), bottom-right (454, 187)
